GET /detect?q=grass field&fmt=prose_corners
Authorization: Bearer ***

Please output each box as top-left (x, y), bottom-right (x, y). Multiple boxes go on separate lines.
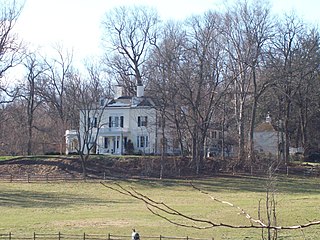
top-left (0, 175), bottom-right (319, 240)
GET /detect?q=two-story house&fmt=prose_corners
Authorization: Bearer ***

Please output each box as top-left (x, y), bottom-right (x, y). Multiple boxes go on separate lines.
top-left (66, 85), bottom-right (172, 155)
top-left (65, 85), bottom-right (236, 156)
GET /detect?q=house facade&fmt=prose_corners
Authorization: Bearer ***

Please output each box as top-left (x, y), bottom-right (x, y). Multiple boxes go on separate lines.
top-left (65, 85), bottom-right (236, 156)
top-left (65, 85), bottom-right (177, 155)
top-left (253, 114), bottom-right (280, 156)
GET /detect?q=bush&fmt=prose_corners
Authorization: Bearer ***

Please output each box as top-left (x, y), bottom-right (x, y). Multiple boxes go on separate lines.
top-left (304, 151), bottom-right (320, 163)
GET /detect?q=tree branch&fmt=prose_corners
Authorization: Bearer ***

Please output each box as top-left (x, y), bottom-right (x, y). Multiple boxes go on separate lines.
top-left (100, 181), bottom-right (320, 231)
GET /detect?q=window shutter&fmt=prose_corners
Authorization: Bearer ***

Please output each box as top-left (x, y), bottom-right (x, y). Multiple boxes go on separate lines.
top-left (93, 117), bottom-right (97, 128)
top-left (120, 116), bottom-right (124, 127)
top-left (144, 116), bottom-right (148, 126)
top-left (137, 136), bottom-right (140, 147)
top-left (109, 116), bottom-right (112, 128)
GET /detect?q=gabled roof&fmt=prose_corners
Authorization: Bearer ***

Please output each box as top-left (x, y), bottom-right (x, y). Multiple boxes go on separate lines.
top-left (137, 98), bottom-right (153, 107)
top-left (106, 95), bottom-right (154, 108)
top-left (108, 97), bottom-right (131, 107)
top-left (254, 122), bottom-right (276, 132)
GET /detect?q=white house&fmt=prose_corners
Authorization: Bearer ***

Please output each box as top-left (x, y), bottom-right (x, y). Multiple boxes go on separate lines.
top-left (65, 85), bottom-right (177, 155)
top-left (253, 114), bottom-right (280, 155)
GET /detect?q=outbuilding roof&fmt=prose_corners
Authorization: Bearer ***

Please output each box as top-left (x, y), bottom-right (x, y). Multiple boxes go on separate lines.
top-left (254, 122), bottom-right (276, 132)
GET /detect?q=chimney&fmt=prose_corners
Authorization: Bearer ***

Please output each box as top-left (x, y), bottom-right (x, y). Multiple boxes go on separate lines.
top-left (137, 85), bottom-right (144, 98)
top-left (114, 85), bottom-right (123, 99)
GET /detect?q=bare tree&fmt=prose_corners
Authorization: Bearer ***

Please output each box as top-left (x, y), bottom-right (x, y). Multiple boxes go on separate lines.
top-left (148, 21), bottom-right (187, 178)
top-left (267, 14), bottom-right (312, 163)
top-left (177, 12), bottom-right (228, 174)
top-left (221, 0), bottom-right (274, 166)
top-left (65, 68), bottom-right (109, 177)
top-left (102, 5), bottom-right (159, 94)
top-left (0, 0), bottom-right (24, 102)
top-left (39, 45), bottom-right (73, 154)
top-left (19, 52), bottom-right (46, 155)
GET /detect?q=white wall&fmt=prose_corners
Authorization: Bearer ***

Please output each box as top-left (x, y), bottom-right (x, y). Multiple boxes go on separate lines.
top-left (253, 131), bottom-right (279, 155)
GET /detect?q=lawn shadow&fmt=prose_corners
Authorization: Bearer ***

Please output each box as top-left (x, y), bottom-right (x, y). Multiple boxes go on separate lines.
top-left (0, 188), bottom-right (132, 208)
top-left (114, 175), bottom-right (320, 195)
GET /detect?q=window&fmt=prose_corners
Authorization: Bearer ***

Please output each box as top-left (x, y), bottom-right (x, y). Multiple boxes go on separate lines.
top-left (88, 117), bottom-right (97, 128)
top-left (137, 136), bottom-right (149, 148)
top-left (212, 131), bottom-right (217, 139)
top-left (100, 98), bottom-right (105, 107)
top-left (158, 118), bottom-right (165, 128)
top-left (138, 116), bottom-right (148, 127)
top-left (115, 116), bottom-right (119, 127)
top-left (109, 116), bottom-right (124, 128)
top-left (173, 138), bottom-right (179, 148)
top-left (104, 137), bottom-right (109, 148)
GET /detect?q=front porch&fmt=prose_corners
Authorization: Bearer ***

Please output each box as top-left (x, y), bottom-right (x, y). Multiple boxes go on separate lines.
top-left (97, 127), bottom-right (130, 155)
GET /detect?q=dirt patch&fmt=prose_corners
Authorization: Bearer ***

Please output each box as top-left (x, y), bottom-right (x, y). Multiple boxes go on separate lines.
top-left (0, 156), bottom-right (197, 179)
top-left (0, 157), bottom-right (83, 177)
top-left (51, 219), bottom-right (129, 228)
top-left (0, 156), bottom-right (317, 179)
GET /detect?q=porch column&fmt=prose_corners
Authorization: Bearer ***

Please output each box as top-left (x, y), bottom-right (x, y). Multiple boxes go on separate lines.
top-left (120, 132), bottom-right (123, 155)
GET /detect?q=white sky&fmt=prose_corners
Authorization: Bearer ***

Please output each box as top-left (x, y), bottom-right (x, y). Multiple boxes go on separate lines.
top-left (12, 0), bottom-right (320, 70)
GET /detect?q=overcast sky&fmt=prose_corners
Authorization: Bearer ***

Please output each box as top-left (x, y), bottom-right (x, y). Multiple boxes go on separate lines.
top-left (12, 0), bottom-right (320, 70)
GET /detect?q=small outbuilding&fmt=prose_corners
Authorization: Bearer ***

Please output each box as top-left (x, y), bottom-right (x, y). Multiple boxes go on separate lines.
top-left (253, 114), bottom-right (281, 156)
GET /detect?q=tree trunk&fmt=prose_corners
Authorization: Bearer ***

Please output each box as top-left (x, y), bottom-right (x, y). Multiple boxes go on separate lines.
top-left (283, 98), bottom-right (291, 164)
top-left (160, 114), bottom-right (166, 179)
top-left (80, 155), bottom-right (88, 179)
top-left (238, 100), bottom-right (246, 166)
top-left (248, 97), bottom-right (258, 165)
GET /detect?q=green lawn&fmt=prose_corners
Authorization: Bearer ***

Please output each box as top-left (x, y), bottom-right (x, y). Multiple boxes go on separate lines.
top-left (0, 176), bottom-right (319, 240)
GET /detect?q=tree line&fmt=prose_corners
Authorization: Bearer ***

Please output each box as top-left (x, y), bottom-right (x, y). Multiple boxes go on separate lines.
top-left (1, 1), bottom-right (320, 171)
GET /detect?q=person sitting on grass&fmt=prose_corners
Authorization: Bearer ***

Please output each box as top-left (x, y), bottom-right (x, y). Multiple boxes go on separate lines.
top-left (132, 229), bottom-right (140, 240)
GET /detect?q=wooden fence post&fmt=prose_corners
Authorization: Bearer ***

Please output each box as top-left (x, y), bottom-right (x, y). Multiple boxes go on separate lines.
top-left (59, 232), bottom-right (61, 240)
top-left (10, 174), bottom-right (13, 183)
top-left (83, 232), bottom-right (86, 240)
top-left (33, 232), bottom-right (36, 240)
top-left (27, 174), bottom-right (30, 183)
top-left (160, 235), bottom-right (162, 240)
top-left (9, 232), bottom-right (12, 240)
top-left (108, 233), bottom-right (111, 240)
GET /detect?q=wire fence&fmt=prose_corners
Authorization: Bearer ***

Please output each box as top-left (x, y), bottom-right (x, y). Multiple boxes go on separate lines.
top-left (0, 165), bottom-right (320, 183)
top-left (0, 233), bottom-right (213, 240)
top-left (0, 165), bottom-right (318, 183)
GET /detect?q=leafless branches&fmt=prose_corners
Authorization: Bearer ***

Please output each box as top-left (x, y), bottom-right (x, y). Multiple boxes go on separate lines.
top-left (100, 181), bottom-right (320, 231)
top-left (102, 6), bottom-right (159, 92)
